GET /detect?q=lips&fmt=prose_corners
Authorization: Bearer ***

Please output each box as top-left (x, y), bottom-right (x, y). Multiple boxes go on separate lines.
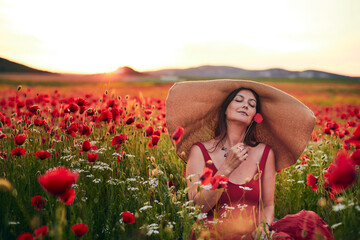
top-left (238, 111), bottom-right (248, 116)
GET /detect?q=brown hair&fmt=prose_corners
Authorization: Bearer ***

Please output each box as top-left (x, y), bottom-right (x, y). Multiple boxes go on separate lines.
top-left (210, 88), bottom-right (261, 152)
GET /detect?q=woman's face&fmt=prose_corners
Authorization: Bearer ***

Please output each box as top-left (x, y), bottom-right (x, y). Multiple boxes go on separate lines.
top-left (225, 89), bottom-right (257, 125)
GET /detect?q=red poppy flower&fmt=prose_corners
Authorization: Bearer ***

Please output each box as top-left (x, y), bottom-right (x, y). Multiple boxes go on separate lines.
top-left (347, 121), bottom-right (356, 127)
top-left (107, 99), bottom-right (116, 108)
top-left (144, 109), bottom-right (152, 115)
top-left (71, 223), bottom-right (88, 238)
top-left (253, 113), bottom-right (263, 123)
top-left (60, 188), bottom-right (76, 205)
top-left (34, 151), bottom-right (51, 160)
top-left (82, 140), bottom-right (91, 152)
top-left (112, 133), bottom-right (127, 145)
top-left (338, 132), bottom-right (344, 139)
top-left (145, 126), bottom-right (154, 137)
top-left (11, 147), bottom-right (26, 156)
top-left (153, 130), bottom-right (161, 136)
top-left (350, 149), bottom-right (360, 166)
top-left (210, 175), bottom-right (229, 190)
top-left (79, 106), bottom-right (87, 114)
top-left (29, 105), bottom-right (40, 113)
top-left (111, 108), bottom-right (121, 122)
top-left (344, 126), bottom-right (360, 148)
top-left (324, 127), bottom-right (331, 135)
top-left (323, 163), bottom-right (336, 180)
top-left (311, 132), bottom-right (318, 142)
top-left (326, 151), bottom-right (358, 194)
top-left (17, 101), bottom-right (25, 109)
top-left (31, 195), bottom-right (46, 210)
top-left (343, 129), bottom-right (350, 135)
top-left (172, 126), bottom-right (184, 144)
top-left (17, 232), bottom-right (33, 240)
top-left (34, 118), bottom-right (45, 126)
top-left (67, 103), bottom-right (79, 113)
top-left (200, 167), bottom-right (213, 185)
top-left (14, 134), bottom-right (26, 145)
top-left (0, 133), bottom-right (7, 139)
top-left (87, 152), bottom-right (98, 162)
top-left (122, 211), bottom-right (135, 224)
top-left (306, 173), bottom-right (318, 191)
top-left (34, 226), bottom-right (48, 238)
top-left (66, 122), bottom-right (78, 137)
top-left (38, 166), bottom-right (79, 196)
top-left (301, 154), bottom-right (309, 165)
top-left (125, 116), bottom-right (135, 125)
top-left (75, 97), bottom-right (87, 107)
top-left (79, 125), bottom-right (91, 136)
top-left (148, 135), bottom-right (160, 148)
top-left (167, 179), bottom-right (175, 188)
top-left (98, 110), bottom-right (112, 123)
top-left (328, 122), bottom-right (340, 132)
top-left (108, 125), bottom-right (115, 134)
top-left (136, 123), bottom-right (144, 129)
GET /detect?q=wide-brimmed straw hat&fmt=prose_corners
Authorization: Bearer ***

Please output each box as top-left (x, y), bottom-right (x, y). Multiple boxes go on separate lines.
top-left (166, 79), bottom-right (316, 171)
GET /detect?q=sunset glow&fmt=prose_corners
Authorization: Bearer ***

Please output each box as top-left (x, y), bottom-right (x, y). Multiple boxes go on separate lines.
top-left (0, 0), bottom-right (359, 76)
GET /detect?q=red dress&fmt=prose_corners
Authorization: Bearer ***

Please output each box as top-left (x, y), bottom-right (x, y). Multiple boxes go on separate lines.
top-left (190, 142), bottom-right (334, 240)
top-left (190, 142), bottom-right (271, 240)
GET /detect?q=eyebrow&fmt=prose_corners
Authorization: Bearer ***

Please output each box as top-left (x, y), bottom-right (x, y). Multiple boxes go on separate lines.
top-left (236, 94), bottom-right (256, 102)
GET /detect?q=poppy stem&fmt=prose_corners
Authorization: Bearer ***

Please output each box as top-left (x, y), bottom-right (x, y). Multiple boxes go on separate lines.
top-left (242, 121), bottom-right (254, 142)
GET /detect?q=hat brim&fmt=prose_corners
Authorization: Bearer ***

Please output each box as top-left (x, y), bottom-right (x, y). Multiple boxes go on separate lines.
top-left (166, 79), bottom-right (316, 171)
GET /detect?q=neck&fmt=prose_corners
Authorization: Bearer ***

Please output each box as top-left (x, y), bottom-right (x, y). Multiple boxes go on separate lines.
top-left (223, 120), bottom-right (247, 147)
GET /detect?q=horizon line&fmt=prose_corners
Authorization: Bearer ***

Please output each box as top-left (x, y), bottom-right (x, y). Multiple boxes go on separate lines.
top-left (1, 56), bottom-right (359, 78)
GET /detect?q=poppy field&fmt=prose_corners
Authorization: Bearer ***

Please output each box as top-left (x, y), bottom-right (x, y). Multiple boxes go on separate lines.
top-left (0, 81), bottom-right (359, 240)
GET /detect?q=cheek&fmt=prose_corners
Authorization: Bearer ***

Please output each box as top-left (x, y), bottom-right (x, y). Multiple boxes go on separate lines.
top-left (225, 102), bottom-right (236, 114)
top-left (249, 109), bottom-right (257, 118)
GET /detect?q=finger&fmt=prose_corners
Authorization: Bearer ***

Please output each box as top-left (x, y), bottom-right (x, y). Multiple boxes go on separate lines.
top-left (233, 143), bottom-right (244, 149)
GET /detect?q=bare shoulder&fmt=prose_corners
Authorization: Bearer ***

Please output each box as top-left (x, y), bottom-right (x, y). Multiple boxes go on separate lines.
top-left (186, 143), bottom-right (206, 176)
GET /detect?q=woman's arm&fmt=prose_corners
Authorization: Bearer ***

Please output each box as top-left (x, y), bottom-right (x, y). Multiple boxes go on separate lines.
top-left (260, 148), bottom-right (276, 226)
top-left (186, 145), bottom-right (228, 213)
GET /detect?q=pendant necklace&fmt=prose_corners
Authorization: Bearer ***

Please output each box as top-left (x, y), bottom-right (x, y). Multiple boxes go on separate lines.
top-left (221, 144), bottom-right (228, 157)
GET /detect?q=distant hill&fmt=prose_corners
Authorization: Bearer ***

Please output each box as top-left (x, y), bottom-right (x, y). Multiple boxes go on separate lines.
top-left (0, 57), bottom-right (54, 74)
top-left (114, 66), bottom-right (146, 76)
top-left (1, 57), bottom-right (358, 80)
top-left (144, 65), bottom-right (360, 79)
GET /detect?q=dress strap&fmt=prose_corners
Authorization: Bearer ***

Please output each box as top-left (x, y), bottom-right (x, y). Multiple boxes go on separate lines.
top-left (194, 142), bottom-right (212, 164)
top-left (259, 144), bottom-right (271, 173)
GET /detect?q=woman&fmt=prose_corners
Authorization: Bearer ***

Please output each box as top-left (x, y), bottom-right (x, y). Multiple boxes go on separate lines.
top-left (166, 80), bottom-right (332, 239)
top-left (186, 87), bottom-right (275, 239)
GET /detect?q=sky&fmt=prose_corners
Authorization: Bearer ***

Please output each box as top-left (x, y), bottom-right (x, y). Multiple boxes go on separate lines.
top-left (0, 0), bottom-right (360, 76)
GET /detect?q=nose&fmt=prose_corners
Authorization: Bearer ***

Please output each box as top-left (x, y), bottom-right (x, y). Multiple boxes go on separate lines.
top-left (242, 104), bottom-right (248, 109)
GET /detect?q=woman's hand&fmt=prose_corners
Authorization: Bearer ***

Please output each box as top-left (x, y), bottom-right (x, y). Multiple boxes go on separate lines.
top-left (220, 143), bottom-right (248, 175)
